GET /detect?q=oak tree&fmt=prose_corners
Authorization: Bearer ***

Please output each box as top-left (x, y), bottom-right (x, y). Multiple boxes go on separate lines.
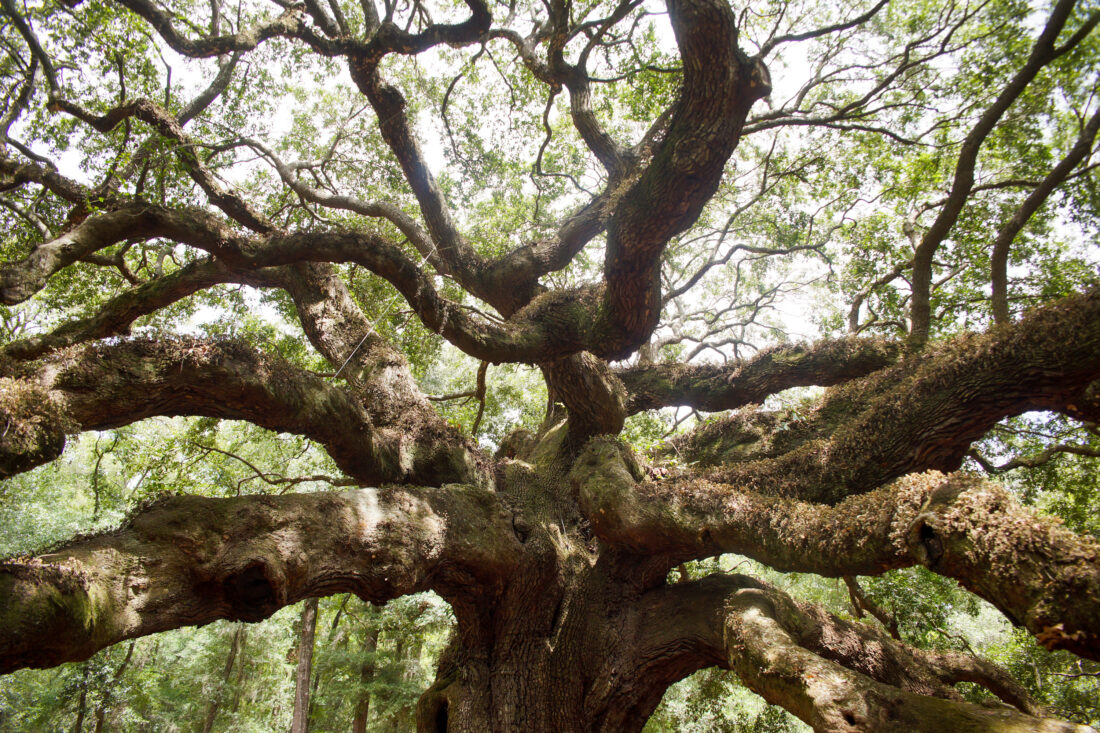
top-left (1, 0), bottom-right (1099, 728)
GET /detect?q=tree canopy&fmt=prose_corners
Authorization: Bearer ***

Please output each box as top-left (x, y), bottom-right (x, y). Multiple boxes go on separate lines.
top-left (1, 0), bottom-right (1099, 728)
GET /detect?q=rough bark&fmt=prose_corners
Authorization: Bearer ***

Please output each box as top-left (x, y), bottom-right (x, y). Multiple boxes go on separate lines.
top-left (574, 439), bottom-right (1100, 659)
top-left (674, 286), bottom-right (1100, 502)
top-left (0, 484), bottom-right (519, 673)
top-left (618, 337), bottom-right (900, 414)
top-left (709, 575), bottom-right (1091, 732)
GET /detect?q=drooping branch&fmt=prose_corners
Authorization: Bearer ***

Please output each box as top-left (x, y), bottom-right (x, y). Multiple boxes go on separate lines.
top-left (1, 258), bottom-right (251, 360)
top-left (0, 202), bottom-right (243, 306)
top-left (0, 202), bottom-right (600, 363)
top-left (622, 572), bottom-right (1080, 731)
top-left (680, 574), bottom-right (1091, 731)
top-left (0, 253), bottom-right (486, 483)
top-left (110, 0), bottom-right (343, 58)
top-left (0, 483), bottom-right (520, 674)
top-left (0, 148), bottom-right (92, 205)
top-left (618, 337), bottom-right (900, 414)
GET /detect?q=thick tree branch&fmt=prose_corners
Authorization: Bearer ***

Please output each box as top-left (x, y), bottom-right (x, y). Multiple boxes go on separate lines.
top-left (2, 258), bottom-right (249, 360)
top-left (675, 286), bottom-right (1100, 502)
top-left (1, 337), bottom-right (395, 482)
top-left (597, 0), bottom-right (769, 358)
top-left (633, 574), bottom-right (1071, 730)
top-left (0, 149), bottom-right (93, 205)
top-left (618, 337), bottom-right (899, 414)
top-left (710, 575), bottom-right (1089, 731)
top-left (0, 203), bottom-right (601, 363)
top-left (574, 441), bottom-right (1100, 660)
top-left (0, 483), bottom-right (520, 674)
top-left (111, 0), bottom-right (344, 58)
top-left (268, 263), bottom-right (484, 485)
top-left (0, 258), bottom-right (486, 484)
top-left (0, 205), bottom-right (170, 305)
top-left (544, 352), bottom-right (629, 443)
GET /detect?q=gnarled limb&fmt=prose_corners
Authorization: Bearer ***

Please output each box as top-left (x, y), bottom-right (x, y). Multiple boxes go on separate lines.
top-left (618, 337), bottom-right (899, 414)
top-left (678, 286), bottom-right (1100, 503)
top-left (574, 443), bottom-right (1100, 659)
top-left (598, 0), bottom-right (769, 358)
top-left (269, 263), bottom-right (484, 486)
top-left (544, 352), bottom-right (628, 444)
top-left (0, 482), bottom-right (520, 674)
top-left (1, 258), bottom-right (252, 361)
top-left (55, 97), bottom-right (275, 233)
top-left (2, 337), bottom-right (397, 482)
top-left (708, 575), bottom-right (1092, 731)
top-left (0, 205), bottom-right (171, 305)
top-left (0, 149), bottom-right (88, 205)
top-left (625, 573), bottom-right (1078, 731)
top-left (0, 201), bottom-right (603, 363)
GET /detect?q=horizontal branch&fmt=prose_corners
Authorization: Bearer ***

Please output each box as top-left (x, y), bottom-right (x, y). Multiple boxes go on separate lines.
top-left (0, 338), bottom-right (397, 482)
top-left (0, 205), bottom-right (165, 305)
top-left (0, 149), bottom-right (89, 204)
top-left (573, 443), bottom-right (1100, 660)
top-left (677, 286), bottom-right (1100, 502)
top-left (0, 203), bottom-right (614, 364)
top-left (0, 483), bottom-right (520, 674)
top-left (969, 443), bottom-right (1100, 473)
top-left (2, 258), bottom-right (249, 360)
top-left (618, 337), bottom-right (899, 414)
